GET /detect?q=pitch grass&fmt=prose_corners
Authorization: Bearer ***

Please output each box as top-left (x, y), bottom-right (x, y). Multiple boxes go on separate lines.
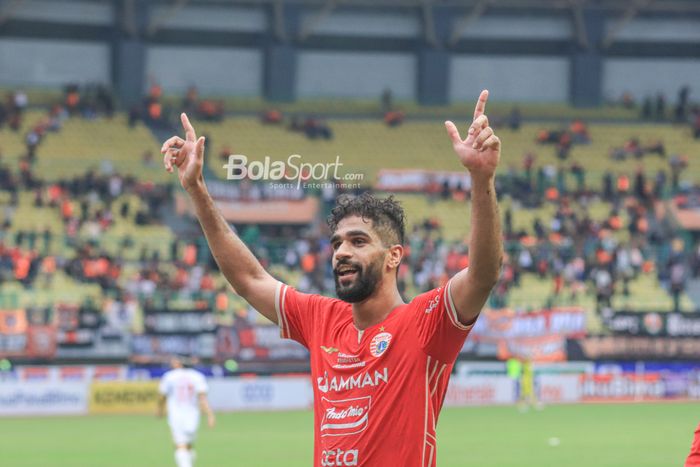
top-left (1, 403), bottom-right (695, 466)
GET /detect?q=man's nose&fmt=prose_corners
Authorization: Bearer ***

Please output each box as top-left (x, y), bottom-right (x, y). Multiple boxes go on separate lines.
top-left (334, 241), bottom-right (352, 260)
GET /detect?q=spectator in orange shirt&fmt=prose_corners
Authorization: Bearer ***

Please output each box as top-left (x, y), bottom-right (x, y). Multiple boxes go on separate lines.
top-left (14, 254), bottom-right (31, 284)
top-left (183, 244), bottom-right (197, 266)
top-left (61, 198), bottom-right (74, 222)
top-left (616, 173), bottom-right (630, 199)
top-left (301, 252), bottom-right (316, 274)
top-left (215, 287), bottom-right (229, 312)
top-left (200, 271), bottom-right (215, 292)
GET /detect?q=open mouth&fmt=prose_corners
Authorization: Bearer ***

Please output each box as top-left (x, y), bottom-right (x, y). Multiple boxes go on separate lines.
top-left (335, 266), bottom-right (359, 281)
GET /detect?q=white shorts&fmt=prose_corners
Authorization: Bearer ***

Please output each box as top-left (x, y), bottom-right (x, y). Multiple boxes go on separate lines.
top-left (169, 415), bottom-right (199, 445)
top-left (170, 426), bottom-right (198, 445)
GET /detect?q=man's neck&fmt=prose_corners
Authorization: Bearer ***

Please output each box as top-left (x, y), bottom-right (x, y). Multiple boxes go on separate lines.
top-left (351, 282), bottom-right (405, 331)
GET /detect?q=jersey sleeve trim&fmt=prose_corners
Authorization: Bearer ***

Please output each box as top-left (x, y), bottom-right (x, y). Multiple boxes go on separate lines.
top-left (274, 282), bottom-right (291, 339)
top-left (444, 279), bottom-right (473, 331)
top-left (197, 373), bottom-right (209, 394)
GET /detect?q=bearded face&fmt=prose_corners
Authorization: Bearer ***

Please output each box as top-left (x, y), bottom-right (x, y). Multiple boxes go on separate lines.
top-left (333, 252), bottom-right (384, 303)
top-left (331, 215), bottom-right (397, 303)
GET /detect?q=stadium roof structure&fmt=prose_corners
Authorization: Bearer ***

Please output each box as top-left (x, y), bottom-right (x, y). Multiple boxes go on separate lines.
top-left (37, 0), bottom-right (697, 13)
top-left (116, 0), bottom-right (700, 51)
top-left (175, 0), bottom-right (700, 13)
top-left (110, 0), bottom-right (700, 44)
top-left (2, 0), bottom-right (698, 106)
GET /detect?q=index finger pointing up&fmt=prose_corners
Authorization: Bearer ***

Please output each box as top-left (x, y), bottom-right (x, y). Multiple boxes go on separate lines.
top-left (181, 112), bottom-right (196, 142)
top-left (473, 89), bottom-right (489, 120)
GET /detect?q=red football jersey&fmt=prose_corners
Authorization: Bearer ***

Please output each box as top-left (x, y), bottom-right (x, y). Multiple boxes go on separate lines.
top-left (274, 279), bottom-right (474, 467)
top-left (687, 423), bottom-right (700, 467)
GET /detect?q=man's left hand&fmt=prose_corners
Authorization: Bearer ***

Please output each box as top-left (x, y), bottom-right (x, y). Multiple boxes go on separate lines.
top-left (445, 90), bottom-right (501, 179)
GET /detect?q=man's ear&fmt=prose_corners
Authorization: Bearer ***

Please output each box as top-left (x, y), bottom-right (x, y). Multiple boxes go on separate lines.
top-left (387, 244), bottom-right (404, 271)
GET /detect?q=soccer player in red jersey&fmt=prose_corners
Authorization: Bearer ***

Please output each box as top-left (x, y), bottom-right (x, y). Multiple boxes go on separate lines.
top-left (162, 90), bottom-right (502, 466)
top-left (687, 423), bottom-right (700, 467)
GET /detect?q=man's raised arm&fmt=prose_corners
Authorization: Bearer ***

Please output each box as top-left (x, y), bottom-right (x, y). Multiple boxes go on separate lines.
top-left (444, 90), bottom-right (504, 325)
top-left (161, 113), bottom-right (279, 324)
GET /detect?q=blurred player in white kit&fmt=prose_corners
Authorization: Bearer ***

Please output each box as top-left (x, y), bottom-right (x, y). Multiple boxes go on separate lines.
top-left (157, 355), bottom-right (216, 467)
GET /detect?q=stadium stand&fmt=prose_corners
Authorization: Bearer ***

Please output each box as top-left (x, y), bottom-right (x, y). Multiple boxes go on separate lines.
top-left (1, 95), bottom-right (698, 349)
top-left (3, 3), bottom-right (700, 465)
top-left (0, 0), bottom-right (697, 374)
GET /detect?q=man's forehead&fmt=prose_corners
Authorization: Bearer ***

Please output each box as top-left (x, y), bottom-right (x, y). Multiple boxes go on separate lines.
top-left (332, 216), bottom-right (376, 237)
top-left (337, 215), bottom-right (371, 229)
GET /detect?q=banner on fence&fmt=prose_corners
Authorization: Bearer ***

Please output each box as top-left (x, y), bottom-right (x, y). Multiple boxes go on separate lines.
top-left (208, 377), bottom-right (313, 411)
top-left (604, 311), bottom-right (700, 337)
top-left (537, 374), bottom-right (581, 403)
top-left (375, 169), bottom-right (471, 193)
top-left (465, 307), bottom-right (586, 361)
top-left (88, 381), bottom-right (160, 414)
top-left (567, 336), bottom-right (700, 360)
top-left (444, 376), bottom-right (515, 406)
top-left (0, 382), bottom-right (88, 416)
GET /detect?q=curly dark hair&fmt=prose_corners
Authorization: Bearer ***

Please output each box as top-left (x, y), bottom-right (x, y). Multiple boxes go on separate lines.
top-left (327, 192), bottom-right (405, 246)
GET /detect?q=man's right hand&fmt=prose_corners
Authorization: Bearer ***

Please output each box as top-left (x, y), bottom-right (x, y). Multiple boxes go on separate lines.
top-left (160, 113), bottom-right (283, 327)
top-left (161, 113), bottom-right (206, 191)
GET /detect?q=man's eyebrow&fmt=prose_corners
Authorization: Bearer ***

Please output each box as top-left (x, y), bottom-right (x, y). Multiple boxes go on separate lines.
top-left (346, 230), bottom-right (371, 238)
top-left (330, 230), bottom-right (372, 244)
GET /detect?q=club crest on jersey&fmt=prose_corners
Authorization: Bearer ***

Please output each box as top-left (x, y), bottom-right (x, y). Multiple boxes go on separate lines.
top-left (369, 332), bottom-right (392, 357)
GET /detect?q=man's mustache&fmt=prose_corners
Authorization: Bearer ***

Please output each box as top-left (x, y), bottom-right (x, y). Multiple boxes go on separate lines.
top-left (333, 259), bottom-right (363, 275)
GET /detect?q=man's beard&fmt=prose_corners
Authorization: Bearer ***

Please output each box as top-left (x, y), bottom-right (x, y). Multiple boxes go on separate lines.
top-left (334, 257), bottom-right (383, 303)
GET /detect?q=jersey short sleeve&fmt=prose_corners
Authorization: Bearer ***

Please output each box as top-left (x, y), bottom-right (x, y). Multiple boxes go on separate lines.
top-left (193, 371), bottom-right (208, 394)
top-left (274, 282), bottom-right (319, 349)
top-left (411, 279), bottom-right (475, 363)
top-left (158, 372), bottom-right (172, 395)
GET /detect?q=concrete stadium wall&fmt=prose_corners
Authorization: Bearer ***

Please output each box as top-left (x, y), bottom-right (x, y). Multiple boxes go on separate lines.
top-left (9, 0), bottom-right (112, 25)
top-left (296, 51), bottom-right (417, 99)
top-left (2, 5), bottom-right (700, 104)
top-left (0, 38), bottom-right (110, 87)
top-left (602, 58), bottom-right (700, 102)
top-left (456, 15), bottom-right (572, 40)
top-left (145, 46), bottom-right (262, 96)
top-left (606, 18), bottom-right (700, 42)
top-left (150, 5), bottom-right (267, 32)
top-left (449, 56), bottom-right (569, 103)
top-left (303, 10), bottom-right (420, 38)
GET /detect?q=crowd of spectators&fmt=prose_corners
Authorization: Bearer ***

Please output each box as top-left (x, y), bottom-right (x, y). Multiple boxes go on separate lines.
top-left (62, 83), bottom-right (115, 119)
top-left (227, 155), bottom-right (699, 316)
top-left (620, 86), bottom-right (700, 141)
top-left (609, 138), bottom-right (666, 161)
top-left (260, 109), bottom-right (335, 140)
top-left (0, 90), bottom-right (28, 132)
top-left (0, 89), bottom-right (698, 348)
top-left (536, 120), bottom-right (591, 160)
top-left (0, 99), bottom-right (211, 333)
top-left (128, 84), bottom-right (225, 130)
